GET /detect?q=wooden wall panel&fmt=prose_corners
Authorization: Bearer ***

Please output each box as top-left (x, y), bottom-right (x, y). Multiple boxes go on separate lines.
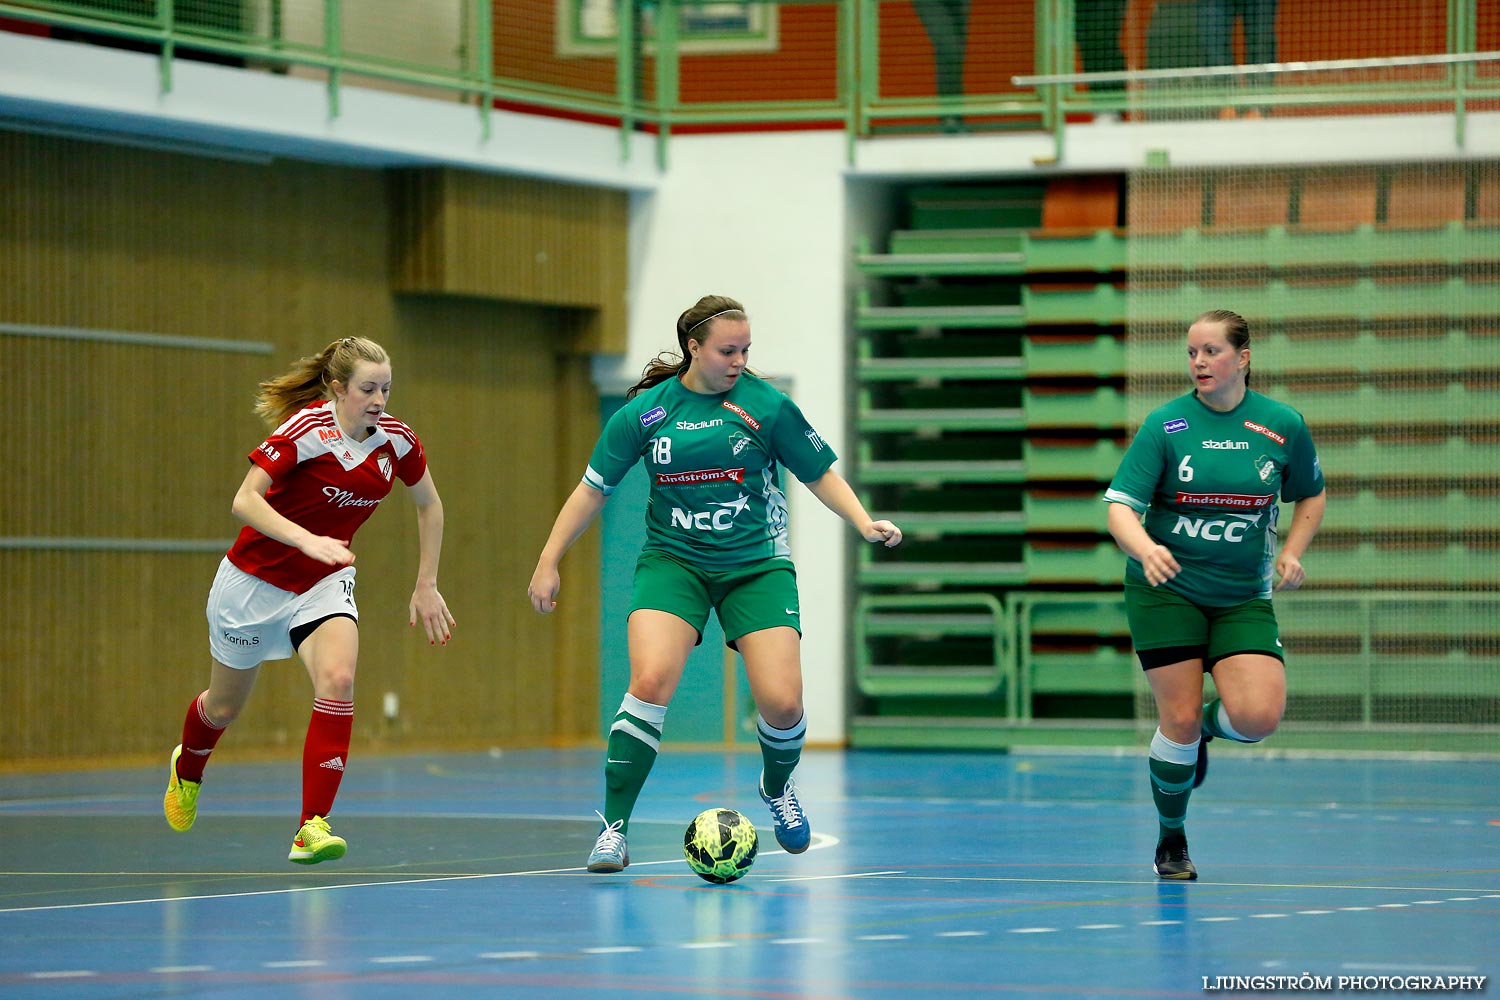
top-left (390, 169), bottom-right (628, 356)
top-left (0, 132), bottom-right (610, 763)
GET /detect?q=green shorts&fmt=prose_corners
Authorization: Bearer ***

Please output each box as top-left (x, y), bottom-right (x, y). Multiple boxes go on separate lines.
top-left (1123, 580), bottom-right (1283, 671)
top-left (629, 549), bottom-right (801, 648)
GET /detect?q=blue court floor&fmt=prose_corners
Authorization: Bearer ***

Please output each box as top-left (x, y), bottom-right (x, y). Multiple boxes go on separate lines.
top-left (1, 746), bottom-right (1496, 998)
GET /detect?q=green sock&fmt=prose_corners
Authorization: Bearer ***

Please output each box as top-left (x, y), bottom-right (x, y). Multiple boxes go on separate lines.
top-left (1149, 728), bottom-right (1197, 842)
top-left (602, 694), bottom-right (665, 834)
top-left (1201, 697), bottom-right (1259, 743)
top-left (757, 713), bottom-right (806, 797)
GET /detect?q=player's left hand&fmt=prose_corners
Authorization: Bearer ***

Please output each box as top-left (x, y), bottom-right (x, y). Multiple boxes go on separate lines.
top-left (1273, 553), bottom-right (1305, 592)
top-left (864, 520), bottom-right (903, 548)
top-left (410, 581), bottom-right (456, 645)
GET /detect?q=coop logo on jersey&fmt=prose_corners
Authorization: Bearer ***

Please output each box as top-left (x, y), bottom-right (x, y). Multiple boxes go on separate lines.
top-left (318, 426), bottom-right (344, 445)
top-left (670, 494), bottom-right (751, 532)
top-left (722, 400), bottom-right (761, 431)
top-left (322, 486), bottom-right (382, 508)
top-left (1202, 439), bottom-right (1250, 450)
top-left (1163, 418), bottom-right (1189, 434)
top-left (656, 467), bottom-right (746, 486)
top-left (377, 453), bottom-right (393, 481)
top-left (1244, 420), bottom-right (1286, 445)
top-left (640, 406), bottom-right (667, 429)
top-left (805, 429), bottom-right (825, 452)
top-left (1176, 491), bottom-right (1274, 508)
top-left (677, 418), bottom-right (724, 431)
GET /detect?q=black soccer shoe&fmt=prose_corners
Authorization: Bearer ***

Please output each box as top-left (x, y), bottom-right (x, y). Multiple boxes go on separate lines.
top-left (1193, 734), bottom-right (1213, 789)
top-left (1154, 832), bottom-right (1198, 881)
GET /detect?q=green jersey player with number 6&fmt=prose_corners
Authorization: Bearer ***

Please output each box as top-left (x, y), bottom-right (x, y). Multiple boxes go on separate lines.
top-left (528, 294), bottom-right (903, 873)
top-left (1105, 309), bottom-right (1326, 881)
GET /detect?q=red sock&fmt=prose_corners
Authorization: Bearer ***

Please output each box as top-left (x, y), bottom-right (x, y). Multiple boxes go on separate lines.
top-left (301, 698), bottom-right (353, 824)
top-left (176, 692), bottom-right (227, 784)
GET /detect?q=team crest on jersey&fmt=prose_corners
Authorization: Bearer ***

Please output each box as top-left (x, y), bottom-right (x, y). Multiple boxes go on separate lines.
top-left (1255, 455), bottom-right (1275, 483)
top-left (641, 406), bottom-right (667, 428)
top-left (377, 453), bottom-right (393, 481)
top-left (1163, 418), bottom-right (1189, 434)
top-left (728, 430), bottom-right (752, 456)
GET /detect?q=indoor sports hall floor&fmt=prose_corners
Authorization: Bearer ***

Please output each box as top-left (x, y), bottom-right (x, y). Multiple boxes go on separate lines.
top-left (1, 746), bottom-right (1495, 999)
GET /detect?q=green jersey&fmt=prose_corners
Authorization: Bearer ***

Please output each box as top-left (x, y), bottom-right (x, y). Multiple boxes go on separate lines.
top-left (585, 373), bottom-right (838, 567)
top-left (1105, 389), bottom-right (1324, 605)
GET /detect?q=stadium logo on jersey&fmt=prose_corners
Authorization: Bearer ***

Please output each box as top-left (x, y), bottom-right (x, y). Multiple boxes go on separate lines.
top-left (656, 467), bottom-right (746, 485)
top-left (1176, 491), bottom-right (1274, 508)
top-left (318, 426), bottom-right (344, 444)
top-left (1201, 439), bottom-right (1250, 450)
top-left (677, 418), bottom-right (724, 431)
top-left (1163, 418), bottom-right (1189, 434)
top-left (805, 429), bottom-right (825, 452)
top-left (322, 486), bottom-right (382, 508)
top-left (377, 454), bottom-right (393, 481)
top-left (670, 494), bottom-right (751, 532)
top-left (641, 406), bottom-right (667, 428)
top-left (722, 400), bottom-right (761, 430)
top-left (1244, 420), bottom-right (1286, 445)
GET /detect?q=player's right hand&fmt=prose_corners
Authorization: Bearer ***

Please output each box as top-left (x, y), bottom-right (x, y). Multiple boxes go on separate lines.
top-left (528, 566), bottom-right (560, 614)
top-left (301, 536), bottom-right (355, 566)
top-left (1140, 544), bottom-right (1180, 587)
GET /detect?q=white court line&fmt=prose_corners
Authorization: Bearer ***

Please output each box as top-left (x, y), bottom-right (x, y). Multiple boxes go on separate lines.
top-left (858, 875), bottom-right (1500, 893)
top-left (765, 869), bottom-right (903, 883)
top-left (0, 833), bottom-right (839, 914)
top-left (26, 971), bottom-right (95, 979)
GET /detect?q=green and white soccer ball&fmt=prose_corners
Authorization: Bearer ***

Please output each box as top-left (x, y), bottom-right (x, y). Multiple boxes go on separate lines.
top-left (684, 807), bottom-right (758, 884)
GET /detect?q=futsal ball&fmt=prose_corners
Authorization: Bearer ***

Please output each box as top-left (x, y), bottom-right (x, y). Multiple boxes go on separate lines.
top-left (683, 807), bottom-right (759, 884)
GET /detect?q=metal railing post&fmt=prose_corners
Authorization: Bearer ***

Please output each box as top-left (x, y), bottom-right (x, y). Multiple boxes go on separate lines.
top-left (616, 0), bottom-right (637, 161)
top-left (476, 0), bottom-right (493, 142)
top-left (840, 0), bottom-right (856, 164)
top-left (325, 0), bottom-right (342, 119)
top-left (654, 0), bottom-right (678, 170)
top-left (158, 0), bottom-right (175, 94)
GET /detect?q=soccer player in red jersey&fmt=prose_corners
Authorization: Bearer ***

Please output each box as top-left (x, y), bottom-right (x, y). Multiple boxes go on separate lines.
top-left (163, 337), bottom-right (455, 863)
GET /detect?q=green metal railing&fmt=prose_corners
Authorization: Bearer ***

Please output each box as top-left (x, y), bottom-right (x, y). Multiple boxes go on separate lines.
top-left (1, 0), bottom-right (1496, 166)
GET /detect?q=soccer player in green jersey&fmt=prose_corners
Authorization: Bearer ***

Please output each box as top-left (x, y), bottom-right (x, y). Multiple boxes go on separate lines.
top-left (1104, 310), bottom-right (1326, 880)
top-left (528, 294), bottom-right (903, 872)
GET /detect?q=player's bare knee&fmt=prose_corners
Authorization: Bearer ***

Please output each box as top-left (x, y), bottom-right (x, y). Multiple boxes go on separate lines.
top-left (202, 698), bottom-right (244, 728)
top-left (756, 699), bottom-right (804, 730)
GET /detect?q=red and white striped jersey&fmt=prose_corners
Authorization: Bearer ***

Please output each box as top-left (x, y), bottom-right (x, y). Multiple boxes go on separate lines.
top-left (226, 399), bottom-right (427, 594)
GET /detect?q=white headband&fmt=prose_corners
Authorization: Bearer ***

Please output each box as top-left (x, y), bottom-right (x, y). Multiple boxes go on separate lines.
top-left (687, 308), bottom-right (741, 334)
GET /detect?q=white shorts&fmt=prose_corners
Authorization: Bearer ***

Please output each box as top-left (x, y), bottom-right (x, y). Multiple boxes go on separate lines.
top-left (206, 557), bottom-right (360, 669)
